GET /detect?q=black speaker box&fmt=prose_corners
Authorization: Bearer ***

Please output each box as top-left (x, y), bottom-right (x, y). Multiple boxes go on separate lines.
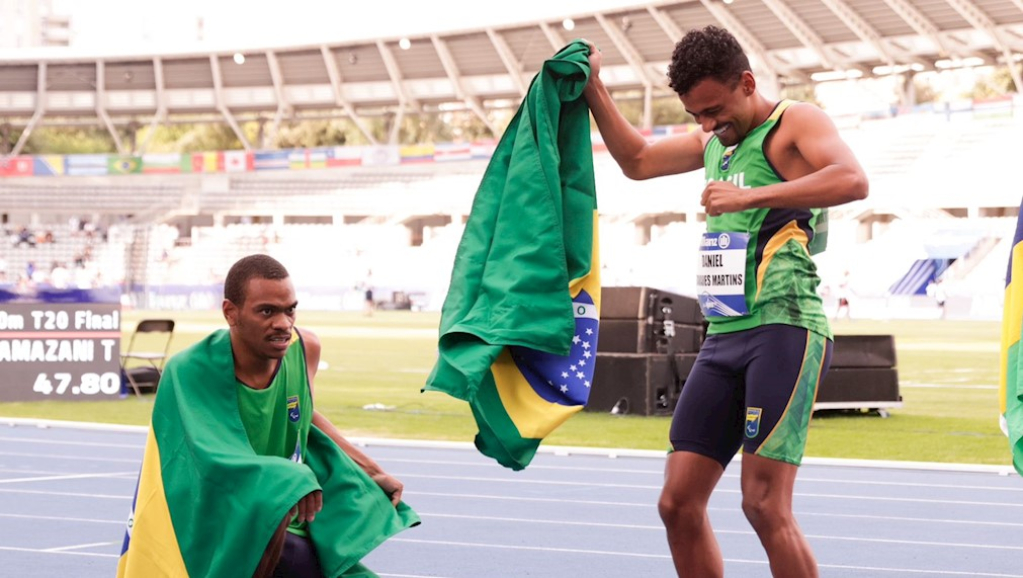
top-left (597, 319), bottom-right (703, 354)
top-left (602, 286), bottom-right (703, 324)
top-left (587, 353), bottom-right (697, 416)
top-left (816, 367), bottom-right (901, 406)
top-left (831, 335), bottom-right (897, 368)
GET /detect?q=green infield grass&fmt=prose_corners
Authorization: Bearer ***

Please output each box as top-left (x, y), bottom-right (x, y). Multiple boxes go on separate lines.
top-left (1, 311), bottom-right (1010, 467)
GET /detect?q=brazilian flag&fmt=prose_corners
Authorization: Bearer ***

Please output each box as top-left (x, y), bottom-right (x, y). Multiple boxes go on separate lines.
top-left (1000, 197), bottom-right (1023, 476)
top-left (423, 40), bottom-right (600, 471)
top-left (117, 330), bottom-right (419, 577)
top-left (108, 156), bottom-right (142, 175)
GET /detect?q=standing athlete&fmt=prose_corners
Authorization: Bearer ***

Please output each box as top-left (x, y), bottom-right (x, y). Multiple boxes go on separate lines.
top-left (583, 27), bottom-right (868, 577)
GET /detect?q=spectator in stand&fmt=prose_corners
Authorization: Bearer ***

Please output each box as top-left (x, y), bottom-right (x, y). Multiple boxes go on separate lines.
top-left (50, 262), bottom-right (70, 289)
top-left (30, 265), bottom-right (48, 286)
top-left (13, 226), bottom-right (35, 248)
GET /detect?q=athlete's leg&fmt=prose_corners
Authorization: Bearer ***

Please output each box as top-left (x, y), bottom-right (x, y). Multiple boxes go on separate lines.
top-left (659, 451), bottom-right (727, 577)
top-left (741, 453), bottom-right (817, 577)
top-left (739, 325), bottom-right (832, 577)
top-left (274, 532), bottom-right (325, 578)
top-left (663, 333), bottom-right (746, 577)
top-left (254, 510), bottom-right (291, 578)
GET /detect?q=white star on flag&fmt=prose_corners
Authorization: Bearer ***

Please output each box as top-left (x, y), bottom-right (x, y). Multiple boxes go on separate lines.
top-left (584, 380), bottom-right (591, 387)
top-left (505, 290), bottom-right (599, 412)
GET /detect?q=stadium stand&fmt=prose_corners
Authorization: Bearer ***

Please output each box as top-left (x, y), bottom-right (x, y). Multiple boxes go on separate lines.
top-left (1, 1), bottom-right (1022, 317)
top-left (2, 0), bottom-right (1022, 148)
top-left (2, 103), bottom-right (1022, 318)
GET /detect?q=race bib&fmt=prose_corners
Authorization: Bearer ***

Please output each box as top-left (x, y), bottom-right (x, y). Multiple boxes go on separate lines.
top-left (697, 232), bottom-right (750, 317)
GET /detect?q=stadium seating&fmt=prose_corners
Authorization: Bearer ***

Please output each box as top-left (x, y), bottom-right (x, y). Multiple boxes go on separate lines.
top-left (2, 103), bottom-right (1022, 319)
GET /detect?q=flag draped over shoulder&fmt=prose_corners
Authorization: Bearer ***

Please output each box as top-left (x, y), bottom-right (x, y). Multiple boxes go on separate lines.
top-left (1000, 198), bottom-right (1023, 476)
top-left (423, 40), bottom-right (600, 471)
top-left (117, 329), bottom-right (419, 578)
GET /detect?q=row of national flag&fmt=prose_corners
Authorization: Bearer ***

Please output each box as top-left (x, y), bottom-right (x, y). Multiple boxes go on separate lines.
top-left (1, 124), bottom-right (699, 179)
top-left (0, 142), bottom-right (506, 178)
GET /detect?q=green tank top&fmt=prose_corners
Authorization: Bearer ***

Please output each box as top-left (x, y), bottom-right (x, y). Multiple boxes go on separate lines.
top-left (702, 100), bottom-right (831, 339)
top-left (236, 330), bottom-right (314, 534)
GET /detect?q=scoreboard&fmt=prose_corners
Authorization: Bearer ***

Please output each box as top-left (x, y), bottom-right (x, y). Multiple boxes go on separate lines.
top-left (0, 299), bottom-right (122, 402)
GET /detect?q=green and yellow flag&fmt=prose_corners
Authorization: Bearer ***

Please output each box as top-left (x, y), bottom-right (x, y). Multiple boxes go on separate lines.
top-left (108, 155), bottom-right (142, 175)
top-left (423, 40), bottom-right (600, 471)
top-left (1000, 199), bottom-right (1023, 476)
top-left (117, 330), bottom-right (418, 577)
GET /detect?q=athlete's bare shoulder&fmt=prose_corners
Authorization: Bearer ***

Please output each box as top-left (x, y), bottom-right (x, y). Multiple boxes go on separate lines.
top-left (778, 102), bottom-right (840, 138)
top-left (297, 327), bottom-right (322, 384)
top-left (768, 100), bottom-right (862, 181)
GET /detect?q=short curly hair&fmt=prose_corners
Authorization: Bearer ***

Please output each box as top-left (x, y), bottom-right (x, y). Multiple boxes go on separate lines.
top-left (667, 26), bottom-right (751, 96)
top-left (224, 254), bottom-right (289, 305)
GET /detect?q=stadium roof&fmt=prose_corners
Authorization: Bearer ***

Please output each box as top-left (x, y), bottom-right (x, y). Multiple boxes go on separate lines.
top-left (1, 0), bottom-right (1021, 155)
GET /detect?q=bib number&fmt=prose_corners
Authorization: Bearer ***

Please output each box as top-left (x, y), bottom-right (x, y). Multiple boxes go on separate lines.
top-left (697, 232), bottom-right (750, 317)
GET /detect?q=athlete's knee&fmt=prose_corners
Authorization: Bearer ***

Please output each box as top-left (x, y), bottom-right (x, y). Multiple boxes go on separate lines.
top-left (741, 453), bottom-right (800, 532)
top-left (658, 490), bottom-right (707, 533)
top-left (740, 494), bottom-right (768, 529)
top-left (741, 492), bottom-right (793, 533)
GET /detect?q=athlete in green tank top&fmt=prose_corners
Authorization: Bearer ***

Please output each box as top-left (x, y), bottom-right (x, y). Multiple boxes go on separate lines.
top-left (222, 254), bottom-right (414, 576)
top-left (582, 26), bottom-right (868, 578)
top-left (237, 330), bottom-right (314, 536)
top-left (702, 100), bottom-right (831, 338)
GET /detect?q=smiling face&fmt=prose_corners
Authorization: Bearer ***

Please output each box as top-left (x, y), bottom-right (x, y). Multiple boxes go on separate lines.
top-left (680, 72), bottom-right (757, 147)
top-left (223, 276), bottom-right (297, 361)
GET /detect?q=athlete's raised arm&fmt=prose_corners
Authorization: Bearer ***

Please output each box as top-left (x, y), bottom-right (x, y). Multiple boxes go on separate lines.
top-left (582, 40), bottom-right (707, 181)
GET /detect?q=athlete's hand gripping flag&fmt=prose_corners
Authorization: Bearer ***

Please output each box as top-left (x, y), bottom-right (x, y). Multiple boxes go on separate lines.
top-left (1000, 197), bottom-right (1023, 476)
top-left (423, 40), bottom-right (600, 470)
